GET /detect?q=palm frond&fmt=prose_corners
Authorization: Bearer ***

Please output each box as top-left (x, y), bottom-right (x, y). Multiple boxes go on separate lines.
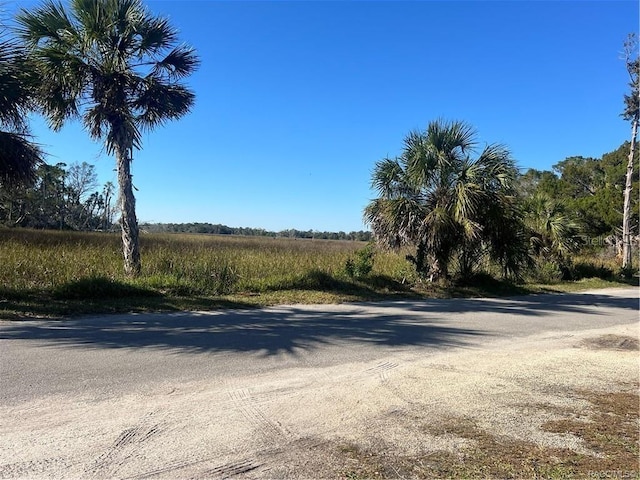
top-left (0, 39), bottom-right (32, 130)
top-left (475, 143), bottom-right (517, 190)
top-left (0, 131), bottom-right (44, 186)
top-left (0, 28), bottom-right (44, 187)
top-left (17, 0), bottom-right (76, 47)
top-left (137, 16), bottom-right (178, 53)
top-left (523, 193), bottom-right (580, 259)
top-left (70, 0), bottom-right (109, 40)
top-left (426, 119), bottom-right (476, 160)
top-left (151, 45), bottom-right (199, 80)
top-left (134, 80), bottom-right (195, 129)
top-left (371, 157), bottom-right (404, 197)
top-left (364, 196), bottom-right (424, 249)
top-left (83, 104), bottom-right (108, 139)
top-left (453, 176), bottom-right (482, 225)
top-left (403, 129), bottom-right (437, 187)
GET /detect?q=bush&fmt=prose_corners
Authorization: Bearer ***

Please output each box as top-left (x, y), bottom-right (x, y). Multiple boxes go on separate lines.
top-left (572, 262), bottom-right (615, 281)
top-left (345, 244), bottom-right (375, 279)
top-left (619, 265), bottom-right (638, 280)
top-left (529, 261), bottom-right (563, 284)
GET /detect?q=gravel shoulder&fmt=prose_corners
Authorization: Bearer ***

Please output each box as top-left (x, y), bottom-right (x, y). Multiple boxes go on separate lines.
top-left (1, 288), bottom-right (638, 479)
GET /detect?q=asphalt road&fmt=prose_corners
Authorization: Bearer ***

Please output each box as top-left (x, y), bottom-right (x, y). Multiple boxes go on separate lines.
top-left (1, 287), bottom-right (638, 404)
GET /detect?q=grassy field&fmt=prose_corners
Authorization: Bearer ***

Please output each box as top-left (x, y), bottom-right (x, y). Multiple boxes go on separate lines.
top-left (0, 228), bottom-right (636, 318)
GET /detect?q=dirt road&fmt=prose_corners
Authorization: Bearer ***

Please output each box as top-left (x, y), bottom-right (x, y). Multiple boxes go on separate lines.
top-left (1, 288), bottom-right (638, 478)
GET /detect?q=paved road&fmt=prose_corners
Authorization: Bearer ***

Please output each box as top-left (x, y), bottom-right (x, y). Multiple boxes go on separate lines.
top-left (1, 287), bottom-right (638, 404)
top-left (0, 287), bottom-right (638, 479)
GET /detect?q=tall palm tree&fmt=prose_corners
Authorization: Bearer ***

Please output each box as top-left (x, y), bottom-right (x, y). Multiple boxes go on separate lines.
top-left (0, 29), bottom-right (43, 186)
top-left (17, 0), bottom-right (199, 276)
top-left (364, 119), bottom-right (527, 281)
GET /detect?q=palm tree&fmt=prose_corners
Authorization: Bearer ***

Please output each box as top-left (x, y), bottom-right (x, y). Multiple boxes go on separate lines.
top-left (364, 119), bottom-right (527, 281)
top-left (523, 194), bottom-right (579, 270)
top-left (0, 29), bottom-right (43, 187)
top-left (17, 0), bottom-right (199, 276)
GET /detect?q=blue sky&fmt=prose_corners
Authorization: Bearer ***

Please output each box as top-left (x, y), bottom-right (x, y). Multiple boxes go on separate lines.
top-left (8, 0), bottom-right (640, 232)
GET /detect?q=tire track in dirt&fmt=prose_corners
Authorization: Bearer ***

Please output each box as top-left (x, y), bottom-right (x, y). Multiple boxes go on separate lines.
top-left (124, 458), bottom-right (212, 479)
top-left (87, 411), bottom-right (166, 478)
top-left (366, 361), bottom-right (399, 385)
top-left (227, 388), bottom-right (290, 443)
top-left (195, 459), bottom-right (262, 479)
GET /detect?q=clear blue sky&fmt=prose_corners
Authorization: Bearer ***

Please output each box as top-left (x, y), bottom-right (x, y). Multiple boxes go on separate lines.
top-left (8, 0), bottom-right (640, 232)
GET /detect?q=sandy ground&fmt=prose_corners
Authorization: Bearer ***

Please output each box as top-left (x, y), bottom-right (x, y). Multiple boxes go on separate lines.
top-left (0, 294), bottom-right (638, 479)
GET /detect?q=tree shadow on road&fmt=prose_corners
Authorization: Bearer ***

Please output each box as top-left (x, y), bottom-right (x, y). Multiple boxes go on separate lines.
top-left (0, 306), bottom-right (486, 355)
top-left (373, 289), bottom-right (639, 316)
top-left (0, 290), bottom-right (636, 356)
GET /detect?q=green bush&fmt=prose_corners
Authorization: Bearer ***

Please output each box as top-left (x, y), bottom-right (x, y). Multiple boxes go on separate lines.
top-left (345, 243), bottom-right (375, 279)
top-left (529, 261), bottom-right (563, 284)
top-left (571, 262), bottom-right (615, 280)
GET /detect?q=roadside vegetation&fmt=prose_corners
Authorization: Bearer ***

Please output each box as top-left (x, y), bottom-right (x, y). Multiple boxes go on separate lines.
top-left (0, 228), bottom-right (635, 319)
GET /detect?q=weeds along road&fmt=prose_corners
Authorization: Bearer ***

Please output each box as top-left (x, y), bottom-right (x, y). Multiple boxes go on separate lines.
top-left (0, 287), bottom-right (638, 478)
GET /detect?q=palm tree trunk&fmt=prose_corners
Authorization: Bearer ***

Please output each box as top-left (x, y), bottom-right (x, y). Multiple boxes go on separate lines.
top-left (622, 113), bottom-right (638, 270)
top-left (115, 145), bottom-right (141, 276)
top-left (429, 255), bottom-right (449, 282)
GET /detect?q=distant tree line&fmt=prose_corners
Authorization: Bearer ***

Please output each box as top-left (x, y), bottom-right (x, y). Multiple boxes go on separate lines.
top-left (140, 222), bottom-right (373, 241)
top-left (0, 157), bottom-right (374, 241)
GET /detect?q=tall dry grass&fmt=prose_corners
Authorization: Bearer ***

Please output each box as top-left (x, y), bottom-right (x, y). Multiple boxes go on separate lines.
top-left (0, 229), bottom-right (413, 296)
top-left (1, 228), bottom-right (632, 304)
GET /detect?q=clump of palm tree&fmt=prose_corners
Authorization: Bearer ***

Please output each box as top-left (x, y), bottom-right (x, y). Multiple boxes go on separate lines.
top-left (0, 27), bottom-right (43, 187)
top-left (365, 119), bottom-right (529, 282)
top-left (17, 0), bottom-right (199, 276)
top-left (523, 193), bottom-right (579, 279)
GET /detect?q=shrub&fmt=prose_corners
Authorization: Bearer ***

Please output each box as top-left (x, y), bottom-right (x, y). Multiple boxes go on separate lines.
top-left (344, 243), bottom-right (375, 279)
top-left (529, 261), bottom-right (563, 284)
top-left (572, 262), bottom-right (615, 281)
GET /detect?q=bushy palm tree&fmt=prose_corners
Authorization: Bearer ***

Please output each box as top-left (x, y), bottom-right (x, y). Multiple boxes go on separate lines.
top-left (17, 0), bottom-right (199, 275)
top-left (0, 29), bottom-right (43, 186)
top-left (523, 193), bottom-right (579, 267)
top-left (364, 119), bottom-right (528, 281)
